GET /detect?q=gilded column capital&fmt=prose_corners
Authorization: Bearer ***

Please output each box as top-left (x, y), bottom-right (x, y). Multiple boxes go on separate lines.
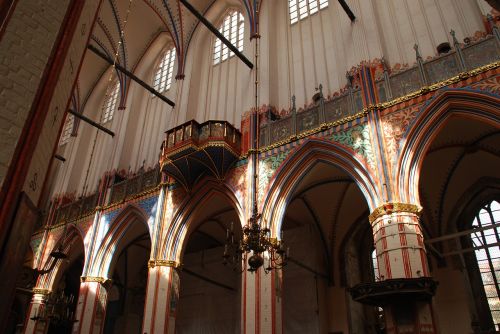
top-left (369, 202), bottom-right (422, 224)
top-left (32, 288), bottom-right (51, 295)
top-left (148, 259), bottom-right (181, 269)
top-left (80, 276), bottom-right (111, 285)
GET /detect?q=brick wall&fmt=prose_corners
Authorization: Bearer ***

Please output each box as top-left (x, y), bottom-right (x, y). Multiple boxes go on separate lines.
top-left (0, 0), bottom-right (70, 186)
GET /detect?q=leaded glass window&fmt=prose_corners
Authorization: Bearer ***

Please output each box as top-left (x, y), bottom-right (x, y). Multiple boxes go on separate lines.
top-left (288, 0), bottom-right (328, 24)
top-left (59, 114), bottom-right (74, 146)
top-left (213, 10), bottom-right (244, 65)
top-left (153, 47), bottom-right (176, 93)
top-left (102, 81), bottom-right (120, 123)
top-left (471, 200), bottom-right (500, 330)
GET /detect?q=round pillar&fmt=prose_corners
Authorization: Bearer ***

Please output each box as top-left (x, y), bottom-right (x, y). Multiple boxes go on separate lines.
top-left (141, 260), bottom-right (180, 334)
top-left (365, 203), bottom-right (437, 334)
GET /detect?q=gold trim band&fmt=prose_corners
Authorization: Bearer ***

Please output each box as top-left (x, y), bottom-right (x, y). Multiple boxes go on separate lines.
top-left (80, 276), bottom-right (110, 284)
top-left (32, 288), bottom-right (51, 295)
top-left (369, 202), bottom-right (422, 224)
top-left (148, 260), bottom-right (181, 268)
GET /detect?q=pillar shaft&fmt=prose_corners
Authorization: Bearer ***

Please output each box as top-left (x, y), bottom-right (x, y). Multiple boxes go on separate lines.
top-left (73, 280), bottom-right (108, 334)
top-left (142, 263), bottom-right (180, 334)
top-left (23, 291), bottom-right (50, 334)
top-left (370, 203), bottom-right (428, 280)
top-left (369, 203), bottom-right (436, 334)
top-left (243, 267), bottom-right (282, 334)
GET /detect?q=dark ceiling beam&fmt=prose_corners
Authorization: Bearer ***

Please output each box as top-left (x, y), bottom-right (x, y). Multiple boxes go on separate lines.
top-left (54, 154), bottom-right (66, 162)
top-left (68, 109), bottom-right (115, 137)
top-left (179, 0), bottom-right (253, 69)
top-left (87, 44), bottom-right (176, 107)
top-left (338, 0), bottom-right (356, 21)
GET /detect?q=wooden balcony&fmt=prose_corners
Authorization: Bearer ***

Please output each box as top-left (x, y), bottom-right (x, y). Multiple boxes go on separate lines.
top-left (160, 120), bottom-right (242, 189)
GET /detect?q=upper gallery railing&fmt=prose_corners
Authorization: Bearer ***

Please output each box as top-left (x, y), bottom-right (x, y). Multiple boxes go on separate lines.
top-left (161, 119), bottom-right (242, 158)
top-left (259, 31), bottom-right (500, 149)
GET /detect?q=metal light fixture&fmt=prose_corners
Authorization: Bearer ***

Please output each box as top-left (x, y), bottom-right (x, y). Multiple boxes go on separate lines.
top-left (30, 290), bottom-right (77, 324)
top-left (223, 214), bottom-right (288, 273)
top-left (222, 20), bottom-right (288, 273)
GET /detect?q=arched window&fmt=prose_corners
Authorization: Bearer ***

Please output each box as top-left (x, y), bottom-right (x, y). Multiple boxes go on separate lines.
top-left (59, 114), bottom-right (74, 146)
top-left (213, 10), bottom-right (244, 65)
top-left (470, 200), bottom-right (500, 330)
top-left (288, 0), bottom-right (328, 24)
top-left (153, 47), bottom-right (176, 92)
top-left (102, 81), bottom-right (120, 123)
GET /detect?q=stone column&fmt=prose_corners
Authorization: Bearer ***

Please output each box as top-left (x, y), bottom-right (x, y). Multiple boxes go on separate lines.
top-left (242, 265), bottom-right (283, 334)
top-left (369, 202), bottom-right (436, 334)
top-left (141, 261), bottom-right (180, 334)
top-left (72, 277), bottom-right (109, 334)
top-left (23, 289), bottom-right (51, 334)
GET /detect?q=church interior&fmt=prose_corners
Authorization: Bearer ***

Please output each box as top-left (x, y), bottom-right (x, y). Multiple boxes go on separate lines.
top-left (0, 0), bottom-right (500, 333)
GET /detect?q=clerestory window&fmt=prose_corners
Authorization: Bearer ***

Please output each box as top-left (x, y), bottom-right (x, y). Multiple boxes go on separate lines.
top-left (288, 0), bottom-right (328, 24)
top-left (102, 81), bottom-right (120, 123)
top-left (470, 200), bottom-right (500, 330)
top-left (213, 10), bottom-right (244, 65)
top-left (153, 47), bottom-right (176, 93)
top-left (59, 114), bottom-right (74, 146)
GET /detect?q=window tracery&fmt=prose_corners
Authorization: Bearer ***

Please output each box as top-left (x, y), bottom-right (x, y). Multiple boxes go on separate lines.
top-left (102, 81), bottom-right (120, 124)
top-left (153, 47), bottom-right (176, 93)
top-left (288, 0), bottom-right (328, 24)
top-left (59, 114), bottom-right (74, 146)
top-left (213, 10), bottom-right (244, 65)
top-left (470, 200), bottom-right (500, 330)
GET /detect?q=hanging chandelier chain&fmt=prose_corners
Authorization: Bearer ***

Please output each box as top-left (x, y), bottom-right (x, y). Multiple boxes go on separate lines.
top-left (222, 7), bottom-right (288, 274)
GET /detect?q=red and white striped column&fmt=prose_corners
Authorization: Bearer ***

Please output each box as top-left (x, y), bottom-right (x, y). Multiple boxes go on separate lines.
top-left (23, 289), bottom-right (51, 334)
top-left (72, 277), bottom-right (108, 334)
top-left (242, 266), bottom-right (283, 334)
top-left (141, 261), bottom-right (180, 334)
top-left (370, 203), bottom-right (428, 280)
top-left (370, 202), bottom-right (436, 334)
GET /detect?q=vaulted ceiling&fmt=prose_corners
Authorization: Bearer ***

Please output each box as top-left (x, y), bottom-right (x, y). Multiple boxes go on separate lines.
top-left (76, 0), bottom-right (261, 114)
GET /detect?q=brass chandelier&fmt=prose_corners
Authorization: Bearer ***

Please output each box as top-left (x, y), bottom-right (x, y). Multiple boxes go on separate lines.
top-left (223, 214), bottom-right (288, 273)
top-left (223, 9), bottom-right (288, 273)
top-left (30, 289), bottom-right (77, 324)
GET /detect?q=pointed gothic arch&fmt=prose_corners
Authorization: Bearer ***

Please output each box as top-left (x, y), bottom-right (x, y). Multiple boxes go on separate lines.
top-left (261, 138), bottom-right (380, 238)
top-left (91, 204), bottom-right (151, 278)
top-left (396, 89), bottom-right (500, 204)
top-left (161, 179), bottom-right (244, 262)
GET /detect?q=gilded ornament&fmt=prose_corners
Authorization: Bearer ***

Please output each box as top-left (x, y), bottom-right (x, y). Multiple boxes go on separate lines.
top-left (80, 276), bottom-right (110, 284)
top-left (369, 202), bottom-right (422, 224)
top-left (148, 259), bottom-right (181, 268)
top-left (32, 288), bottom-right (51, 295)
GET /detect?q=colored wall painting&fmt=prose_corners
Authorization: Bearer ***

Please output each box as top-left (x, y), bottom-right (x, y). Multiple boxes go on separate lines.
top-left (138, 195), bottom-right (159, 232)
top-left (170, 186), bottom-right (187, 215)
top-left (258, 150), bottom-right (292, 209)
top-left (381, 106), bottom-right (420, 174)
top-left (329, 124), bottom-right (377, 172)
top-left (470, 75), bottom-right (500, 96)
top-left (31, 237), bottom-right (43, 265)
top-left (226, 164), bottom-right (247, 211)
top-left (169, 269), bottom-right (180, 313)
top-left (104, 208), bottom-right (120, 226)
top-left (78, 217), bottom-right (94, 236)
